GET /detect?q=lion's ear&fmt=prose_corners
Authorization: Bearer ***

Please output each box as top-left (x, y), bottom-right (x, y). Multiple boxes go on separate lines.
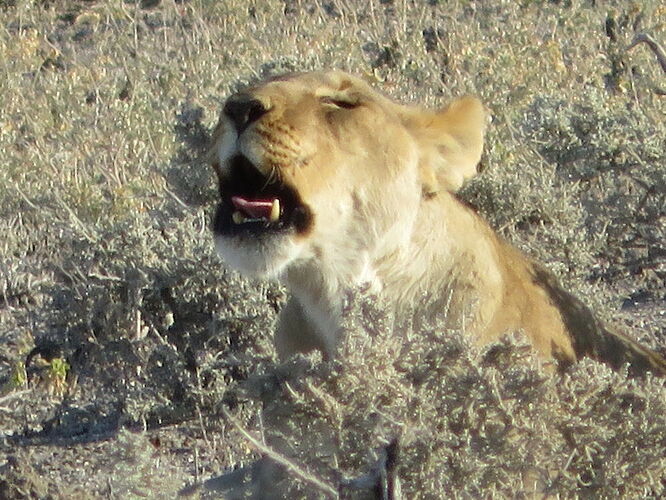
top-left (415, 96), bottom-right (488, 195)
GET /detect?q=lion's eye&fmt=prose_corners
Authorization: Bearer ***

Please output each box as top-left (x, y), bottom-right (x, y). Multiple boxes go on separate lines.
top-left (320, 96), bottom-right (360, 110)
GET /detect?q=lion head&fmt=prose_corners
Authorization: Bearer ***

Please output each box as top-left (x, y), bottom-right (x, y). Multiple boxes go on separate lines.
top-left (209, 71), bottom-right (487, 278)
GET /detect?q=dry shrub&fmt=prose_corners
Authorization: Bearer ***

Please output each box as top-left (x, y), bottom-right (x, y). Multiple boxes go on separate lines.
top-left (237, 291), bottom-right (666, 498)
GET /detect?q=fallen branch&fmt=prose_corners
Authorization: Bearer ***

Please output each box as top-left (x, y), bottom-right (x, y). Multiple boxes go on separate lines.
top-left (221, 406), bottom-right (339, 498)
top-left (627, 33), bottom-right (666, 74)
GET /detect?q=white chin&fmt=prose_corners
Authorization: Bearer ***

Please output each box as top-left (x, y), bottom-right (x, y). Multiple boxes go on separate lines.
top-left (214, 234), bottom-right (301, 277)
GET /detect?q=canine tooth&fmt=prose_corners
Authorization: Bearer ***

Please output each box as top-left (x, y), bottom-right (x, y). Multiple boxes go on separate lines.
top-left (232, 211), bottom-right (245, 224)
top-left (269, 199), bottom-right (280, 222)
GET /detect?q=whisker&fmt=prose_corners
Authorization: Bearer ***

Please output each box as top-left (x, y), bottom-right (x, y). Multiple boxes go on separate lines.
top-left (261, 165), bottom-right (278, 190)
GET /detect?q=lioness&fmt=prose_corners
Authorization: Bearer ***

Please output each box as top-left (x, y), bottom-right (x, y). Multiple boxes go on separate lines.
top-left (209, 70), bottom-right (666, 376)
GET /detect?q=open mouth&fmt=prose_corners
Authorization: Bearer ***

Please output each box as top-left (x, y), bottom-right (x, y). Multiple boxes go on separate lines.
top-left (213, 155), bottom-right (313, 237)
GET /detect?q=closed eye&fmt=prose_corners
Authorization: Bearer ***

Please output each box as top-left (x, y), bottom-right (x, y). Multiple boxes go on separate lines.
top-left (320, 96), bottom-right (360, 109)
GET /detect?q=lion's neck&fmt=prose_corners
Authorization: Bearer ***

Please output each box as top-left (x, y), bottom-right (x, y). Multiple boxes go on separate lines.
top-left (392, 194), bottom-right (497, 281)
top-left (281, 192), bottom-right (507, 351)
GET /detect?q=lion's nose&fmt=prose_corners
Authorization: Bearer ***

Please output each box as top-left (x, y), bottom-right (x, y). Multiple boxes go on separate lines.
top-left (223, 96), bottom-right (267, 134)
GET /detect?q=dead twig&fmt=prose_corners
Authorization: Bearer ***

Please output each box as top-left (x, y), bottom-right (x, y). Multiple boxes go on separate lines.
top-left (341, 438), bottom-right (402, 500)
top-left (221, 406), bottom-right (339, 498)
top-left (0, 389), bottom-right (32, 408)
top-left (627, 33), bottom-right (666, 74)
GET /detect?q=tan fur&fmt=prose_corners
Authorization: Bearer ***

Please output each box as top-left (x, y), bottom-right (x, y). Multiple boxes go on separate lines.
top-left (210, 70), bottom-right (666, 376)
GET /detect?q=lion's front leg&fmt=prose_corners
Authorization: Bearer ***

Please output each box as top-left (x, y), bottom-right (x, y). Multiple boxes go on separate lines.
top-left (275, 297), bottom-right (337, 361)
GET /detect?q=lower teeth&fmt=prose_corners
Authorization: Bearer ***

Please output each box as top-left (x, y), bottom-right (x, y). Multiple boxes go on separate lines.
top-left (232, 211), bottom-right (246, 224)
top-left (231, 211), bottom-right (273, 224)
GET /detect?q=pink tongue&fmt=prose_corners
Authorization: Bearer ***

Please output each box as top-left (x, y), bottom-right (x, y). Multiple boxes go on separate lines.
top-left (231, 195), bottom-right (276, 219)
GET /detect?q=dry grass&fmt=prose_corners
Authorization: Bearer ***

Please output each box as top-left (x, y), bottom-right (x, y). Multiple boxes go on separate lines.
top-left (0, 0), bottom-right (664, 498)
